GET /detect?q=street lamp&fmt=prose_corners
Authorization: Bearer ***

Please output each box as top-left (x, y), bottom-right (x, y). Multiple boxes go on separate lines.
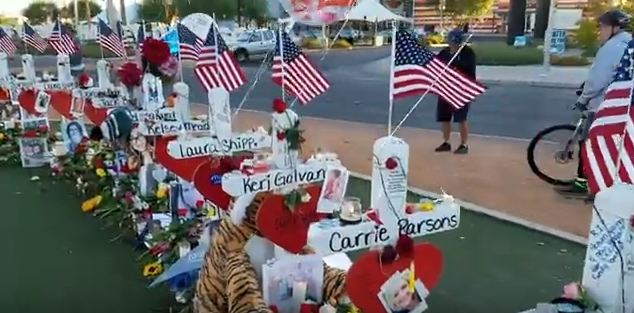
top-left (438, 0), bottom-right (446, 34)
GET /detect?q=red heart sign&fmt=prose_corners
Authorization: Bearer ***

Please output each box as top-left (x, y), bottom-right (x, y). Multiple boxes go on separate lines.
top-left (154, 136), bottom-right (207, 182)
top-left (17, 89), bottom-right (39, 116)
top-left (192, 155), bottom-right (251, 211)
top-left (346, 243), bottom-right (443, 313)
top-left (83, 100), bottom-right (108, 125)
top-left (256, 185), bottom-right (326, 254)
top-left (49, 90), bottom-right (73, 119)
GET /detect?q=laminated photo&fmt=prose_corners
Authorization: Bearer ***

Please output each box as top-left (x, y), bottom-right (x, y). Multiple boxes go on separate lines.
top-left (18, 137), bottom-right (49, 168)
top-left (61, 118), bottom-right (87, 153)
top-left (316, 165), bottom-right (349, 213)
top-left (34, 90), bottom-right (50, 114)
top-left (379, 270), bottom-right (429, 313)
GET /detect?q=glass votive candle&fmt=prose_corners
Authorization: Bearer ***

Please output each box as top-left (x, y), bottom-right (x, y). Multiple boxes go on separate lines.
top-left (339, 197), bottom-right (362, 224)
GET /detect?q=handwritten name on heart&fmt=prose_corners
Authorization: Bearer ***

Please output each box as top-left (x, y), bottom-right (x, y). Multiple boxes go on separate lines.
top-left (166, 133), bottom-right (272, 159)
top-left (308, 202), bottom-right (460, 255)
top-left (222, 162), bottom-right (333, 197)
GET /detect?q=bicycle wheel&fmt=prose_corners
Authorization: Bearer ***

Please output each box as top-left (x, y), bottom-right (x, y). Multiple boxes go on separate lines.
top-left (527, 124), bottom-right (579, 186)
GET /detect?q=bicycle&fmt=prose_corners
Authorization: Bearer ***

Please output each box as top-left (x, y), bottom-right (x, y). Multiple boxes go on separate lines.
top-left (527, 85), bottom-right (592, 186)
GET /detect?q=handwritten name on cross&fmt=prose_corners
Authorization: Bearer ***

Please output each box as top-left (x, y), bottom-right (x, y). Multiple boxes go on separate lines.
top-left (166, 132), bottom-right (272, 159)
top-left (221, 160), bottom-right (341, 196)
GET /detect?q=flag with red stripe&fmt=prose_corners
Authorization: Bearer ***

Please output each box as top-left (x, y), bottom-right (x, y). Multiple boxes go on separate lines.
top-left (271, 30), bottom-right (329, 104)
top-left (22, 22), bottom-right (48, 53)
top-left (582, 40), bottom-right (634, 194)
top-left (194, 24), bottom-right (246, 92)
top-left (0, 27), bottom-right (17, 56)
top-left (391, 30), bottom-right (485, 109)
top-left (177, 23), bottom-right (203, 61)
top-left (98, 19), bottom-right (126, 58)
top-left (48, 20), bottom-right (78, 55)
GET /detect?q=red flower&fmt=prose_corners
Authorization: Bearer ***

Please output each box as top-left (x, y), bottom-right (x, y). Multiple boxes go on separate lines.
top-left (380, 245), bottom-right (397, 263)
top-left (142, 38), bottom-right (170, 66)
top-left (77, 72), bottom-right (92, 88)
top-left (276, 131), bottom-right (286, 140)
top-left (385, 157), bottom-right (398, 170)
top-left (195, 200), bottom-right (205, 209)
top-left (177, 208), bottom-right (188, 217)
top-left (93, 157), bottom-right (105, 169)
top-left (149, 242), bottom-right (169, 257)
top-left (269, 305), bottom-right (279, 313)
top-left (23, 130), bottom-right (36, 138)
top-left (366, 209), bottom-right (382, 225)
top-left (272, 98), bottom-right (287, 113)
top-left (299, 303), bottom-right (319, 313)
top-left (117, 62), bottom-right (143, 87)
top-left (395, 234), bottom-right (414, 257)
top-left (37, 124), bottom-right (48, 134)
top-left (141, 209), bottom-right (152, 220)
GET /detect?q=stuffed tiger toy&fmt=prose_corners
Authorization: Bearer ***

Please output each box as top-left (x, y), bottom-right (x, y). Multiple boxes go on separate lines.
top-left (194, 192), bottom-right (347, 313)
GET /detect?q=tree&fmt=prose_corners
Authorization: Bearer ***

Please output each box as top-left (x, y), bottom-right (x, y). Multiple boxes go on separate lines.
top-left (139, 0), bottom-right (166, 22)
top-left (22, 2), bottom-right (58, 25)
top-left (506, 0), bottom-right (527, 45)
top-left (444, 0), bottom-right (495, 19)
top-left (0, 15), bottom-right (19, 27)
top-left (61, 0), bottom-right (102, 21)
top-left (533, 0), bottom-right (550, 39)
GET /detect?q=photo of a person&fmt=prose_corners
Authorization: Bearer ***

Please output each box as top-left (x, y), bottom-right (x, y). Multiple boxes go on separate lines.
top-left (35, 91), bottom-right (50, 113)
top-left (380, 272), bottom-right (428, 313)
top-left (317, 166), bottom-right (349, 213)
top-left (323, 169), bottom-right (343, 200)
top-left (18, 137), bottom-right (49, 168)
top-left (63, 120), bottom-right (87, 153)
top-left (129, 128), bottom-right (153, 166)
top-left (70, 93), bottom-right (84, 116)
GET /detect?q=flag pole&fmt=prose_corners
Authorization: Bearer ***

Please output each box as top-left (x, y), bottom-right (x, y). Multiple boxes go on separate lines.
top-left (278, 23), bottom-right (285, 102)
top-left (211, 14), bottom-right (223, 87)
top-left (22, 24), bottom-right (29, 55)
top-left (387, 19), bottom-right (397, 135)
top-left (120, 21), bottom-right (128, 60)
top-left (98, 20), bottom-right (105, 60)
top-left (175, 21), bottom-right (184, 83)
top-left (613, 56), bottom-right (634, 184)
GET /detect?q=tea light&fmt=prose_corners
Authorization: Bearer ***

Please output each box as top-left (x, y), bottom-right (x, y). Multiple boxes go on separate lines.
top-left (339, 197), bottom-right (362, 224)
top-left (292, 281), bottom-right (308, 312)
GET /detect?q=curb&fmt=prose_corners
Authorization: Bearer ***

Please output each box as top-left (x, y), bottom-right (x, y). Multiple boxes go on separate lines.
top-left (349, 172), bottom-right (588, 246)
top-left (480, 79), bottom-right (581, 89)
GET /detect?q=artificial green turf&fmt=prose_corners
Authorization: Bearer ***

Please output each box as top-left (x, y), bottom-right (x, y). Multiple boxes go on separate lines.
top-left (1, 166), bottom-right (586, 313)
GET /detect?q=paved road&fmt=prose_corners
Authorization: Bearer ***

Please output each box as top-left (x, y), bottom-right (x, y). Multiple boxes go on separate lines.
top-left (9, 49), bottom-right (579, 140)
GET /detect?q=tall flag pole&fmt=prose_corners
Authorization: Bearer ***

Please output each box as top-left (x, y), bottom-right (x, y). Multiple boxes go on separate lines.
top-left (48, 20), bottom-right (79, 55)
top-left (116, 20), bottom-right (128, 59)
top-left (388, 19), bottom-right (397, 134)
top-left (22, 24), bottom-right (29, 55)
top-left (97, 19), bottom-right (105, 59)
top-left (98, 19), bottom-right (126, 59)
top-left (277, 25), bottom-right (286, 102)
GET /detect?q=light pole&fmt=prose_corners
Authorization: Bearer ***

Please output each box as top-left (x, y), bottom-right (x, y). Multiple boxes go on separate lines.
top-left (74, 0), bottom-right (79, 26)
top-left (438, 0), bottom-right (446, 34)
top-left (541, 0), bottom-right (556, 75)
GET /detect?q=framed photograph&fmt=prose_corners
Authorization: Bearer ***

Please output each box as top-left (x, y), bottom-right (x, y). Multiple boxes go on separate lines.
top-left (18, 137), bottom-right (50, 168)
top-left (0, 101), bottom-right (20, 120)
top-left (61, 118), bottom-right (87, 154)
top-left (70, 89), bottom-right (85, 117)
top-left (317, 165), bottom-right (350, 213)
top-left (34, 90), bottom-right (50, 114)
top-left (262, 254), bottom-right (324, 311)
top-left (379, 270), bottom-right (429, 313)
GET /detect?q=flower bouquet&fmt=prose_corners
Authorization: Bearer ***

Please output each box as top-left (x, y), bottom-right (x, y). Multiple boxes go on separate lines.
top-left (549, 282), bottom-right (599, 313)
top-left (140, 38), bottom-right (178, 84)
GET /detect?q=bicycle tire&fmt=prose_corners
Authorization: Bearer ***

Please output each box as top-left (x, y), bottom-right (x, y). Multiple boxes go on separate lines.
top-left (527, 124), bottom-right (578, 186)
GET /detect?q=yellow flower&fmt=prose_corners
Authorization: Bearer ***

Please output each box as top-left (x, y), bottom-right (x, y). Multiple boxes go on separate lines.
top-left (95, 168), bottom-right (106, 177)
top-left (418, 201), bottom-right (435, 212)
top-left (0, 133), bottom-right (5, 140)
top-left (80, 195), bottom-right (103, 213)
top-left (348, 305), bottom-right (359, 313)
top-left (155, 184), bottom-right (168, 199)
top-left (142, 262), bottom-right (163, 277)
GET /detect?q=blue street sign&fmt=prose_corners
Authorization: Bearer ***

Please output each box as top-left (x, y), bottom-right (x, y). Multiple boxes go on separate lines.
top-left (550, 29), bottom-right (566, 55)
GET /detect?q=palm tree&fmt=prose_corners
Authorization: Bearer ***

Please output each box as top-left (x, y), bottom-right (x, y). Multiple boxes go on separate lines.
top-left (506, 0), bottom-right (527, 45)
top-left (119, 0), bottom-right (127, 24)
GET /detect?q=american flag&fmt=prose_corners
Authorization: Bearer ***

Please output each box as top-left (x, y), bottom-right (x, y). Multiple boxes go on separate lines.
top-left (23, 22), bottom-right (48, 53)
top-left (98, 19), bottom-right (126, 58)
top-left (0, 27), bottom-right (16, 56)
top-left (272, 30), bottom-right (329, 104)
top-left (391, 30), bottom-right (485, 109)
top-left (49, 20), bottom-right (78, 55)
top-left (137, 22), bottom-right (146, 49)
top-left (177, 23), bottom-right (203, 61)
top-left (582, 40), bottom-right (634, 194)
top-left (194, 24), bottom-right (246, 92)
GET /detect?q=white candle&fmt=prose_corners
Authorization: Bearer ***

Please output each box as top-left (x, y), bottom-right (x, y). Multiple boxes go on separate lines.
top-left (292, 281), bottom-right (307, 311)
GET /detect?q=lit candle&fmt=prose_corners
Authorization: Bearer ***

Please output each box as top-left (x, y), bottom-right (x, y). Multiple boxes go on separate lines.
top-left (292, 281), bottom-right (307, 311)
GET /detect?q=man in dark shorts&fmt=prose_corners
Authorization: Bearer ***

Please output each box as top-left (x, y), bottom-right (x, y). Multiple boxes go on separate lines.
top-left (434, 29), bottom-right (476, 154)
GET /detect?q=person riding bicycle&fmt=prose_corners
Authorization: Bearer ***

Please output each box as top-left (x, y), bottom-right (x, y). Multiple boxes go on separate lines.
top-left (558, 9), bottom-right (632, 196)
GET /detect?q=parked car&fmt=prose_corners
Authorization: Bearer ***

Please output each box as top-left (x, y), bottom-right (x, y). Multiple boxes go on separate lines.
top-left (227, 29), bottom-right (276, 62)
top-left (335, 28), bottom-right (363, 42)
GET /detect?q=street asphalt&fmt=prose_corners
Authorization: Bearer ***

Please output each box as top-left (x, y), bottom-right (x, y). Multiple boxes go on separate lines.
top-left (8, 48), bottom-right (579, 140)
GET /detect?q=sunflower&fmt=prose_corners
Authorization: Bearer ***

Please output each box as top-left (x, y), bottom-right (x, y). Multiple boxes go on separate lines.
top-left (95, 168), bottom-right (107, 177)
top-left (155, 184), bottom-right (169, 199)
top-left (418, 201), bottom-right (435, 212)
top-left (80, 195), bottom-right (103, 212)
top-left (142, 261), bottom-right (163, 277)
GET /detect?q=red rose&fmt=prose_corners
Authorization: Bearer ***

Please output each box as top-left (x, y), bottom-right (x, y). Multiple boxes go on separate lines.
top-left (117, 62), bottom-right (143, 87)
top-left (195, 200), bottom-right (205, 209)
top-left (177, 208), bottom-right (188, 217)
top-left (141, 38), bottom-right (170, 66)
top-left (77, 72), bottom-right (92, 87)
top-left (385, 157), bottom-right (398, 170)
top-left (395, 234), bottom-right (414, 257)
top-left (272, 98), bottom-right (287, 113)
top-left (276, 131), bottom-right (286, 140)
top-left (93, 157), bottom-right (105, 169)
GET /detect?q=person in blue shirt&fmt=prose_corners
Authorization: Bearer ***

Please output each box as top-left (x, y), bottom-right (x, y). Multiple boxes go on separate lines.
top-left (434, 29), bottom-right (476, 154)
top-left (557, 9), bottom-right (631, 196)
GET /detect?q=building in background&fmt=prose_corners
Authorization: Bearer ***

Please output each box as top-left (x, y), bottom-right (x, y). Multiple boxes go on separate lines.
top-left (413, 0), bottom-right (587, 33)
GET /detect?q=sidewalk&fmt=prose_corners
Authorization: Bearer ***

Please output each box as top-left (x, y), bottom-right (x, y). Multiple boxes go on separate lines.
top-left (477, 65), bottom-right (588, 88)
top-left (223, 109), bottom-right (591, 240)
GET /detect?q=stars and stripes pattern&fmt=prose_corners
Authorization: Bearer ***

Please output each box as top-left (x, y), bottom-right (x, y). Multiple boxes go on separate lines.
top-left (177, 23), bottom-right (203, 61)
top-left (194, 24), bottom-right (246, 92)
top-left (22, 22), bottom-right (48, 53)
top-left (582, 41), bottom-right (634, 194)
top-left (49, 20), bottom-right (78, 55)
top-left (0, 27), bottom-right (17, 56)
top-left (272, 30), bottom-right (329, 104)
top-left (98, 19), bottom-right (126, 58)
top-left (391, 30), bottom-right (485, 109)
top-left (137, 22), bottom-right (147, 49)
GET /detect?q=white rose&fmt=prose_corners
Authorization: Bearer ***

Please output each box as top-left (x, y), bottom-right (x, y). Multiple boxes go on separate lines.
top-left (301, 192), bottom-right (311, 203)
top-left (272, 109), bottom-right (299, 130)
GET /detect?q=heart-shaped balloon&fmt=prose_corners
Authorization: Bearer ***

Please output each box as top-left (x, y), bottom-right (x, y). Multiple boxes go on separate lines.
top-left (256, 185), bottom-right (326, 254)
top-left (154, 136), bottom-right (207, 182)
top-left (49, 90), bottom-right (73, 119)
top-left (17, 89), bottom-right (39, 116)
top-left (83, 99), bottom-right (108, 125)
top-left (192, 154), bottom-right (252, 210)
top-left (345, 243), bottom-right (443, 312)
